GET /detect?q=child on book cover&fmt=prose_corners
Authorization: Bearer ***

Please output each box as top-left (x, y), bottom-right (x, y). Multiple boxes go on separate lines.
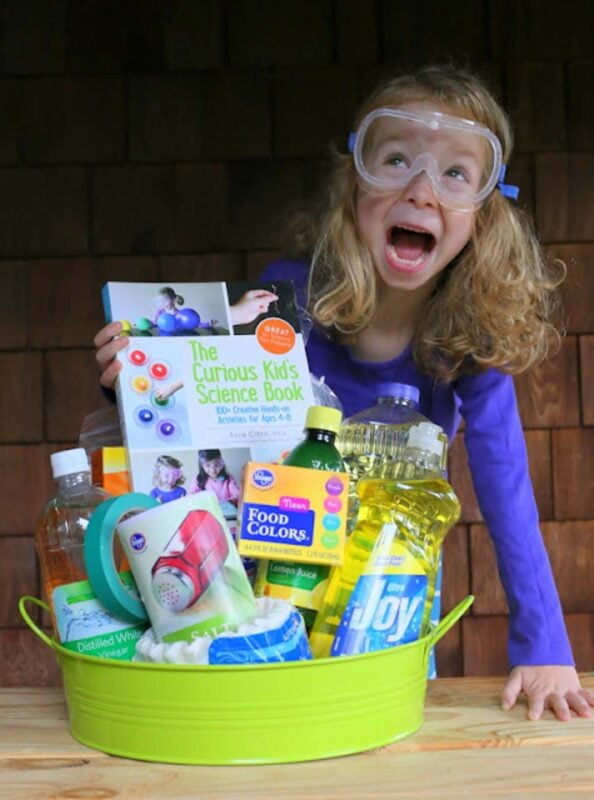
top-left (149, 454), bottom-right (187, 504)
top-left (188, 449), bottom-right (240, 508)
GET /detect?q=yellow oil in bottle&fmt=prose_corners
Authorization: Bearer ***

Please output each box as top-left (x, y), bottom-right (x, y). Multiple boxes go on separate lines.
top-left (336, 384), bottom-right (434, 532)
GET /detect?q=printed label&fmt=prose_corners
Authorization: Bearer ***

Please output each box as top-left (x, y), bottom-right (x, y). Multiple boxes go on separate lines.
top-left (239, 462), bottom-right (348, 565)
top-left (53, 571), bottom-right (146, 660)
top-left (255, 561), bottom-right (330, 613)
top-left (252, 468), bottom-right (275, 489)
top-left (116, 493), bottom-right (257, 644)
top-left (266, 561), bottom-right (325, 591)
top-left (331, 531), bottom-right (428, 656)
top-left (255, 317), bottom-right (297, 356)
top-left (241, 503), bottom-right (315, 546)
top-left (208, 608), bottom-right (311, 664)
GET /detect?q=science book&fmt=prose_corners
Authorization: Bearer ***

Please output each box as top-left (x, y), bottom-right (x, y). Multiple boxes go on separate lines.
top-left (102, 280), bottom-right (315, 534)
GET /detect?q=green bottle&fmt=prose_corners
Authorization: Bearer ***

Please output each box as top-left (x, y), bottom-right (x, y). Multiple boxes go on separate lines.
top-left (254, 406), bottom-right (345, 630)
top-left (283, 405), bottom-right (345, 472)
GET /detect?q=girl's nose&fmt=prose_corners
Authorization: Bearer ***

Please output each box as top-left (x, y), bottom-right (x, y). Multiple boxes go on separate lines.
top-left (402, 171), bottom-right (439, 207)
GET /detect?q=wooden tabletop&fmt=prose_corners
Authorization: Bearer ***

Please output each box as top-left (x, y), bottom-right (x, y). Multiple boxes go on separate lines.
top-left (2, 676), bottom-right (594, 799)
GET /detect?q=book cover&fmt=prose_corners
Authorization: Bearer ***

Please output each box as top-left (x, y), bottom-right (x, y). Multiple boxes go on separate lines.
top-left (102, 280), bottom-right (315, 534)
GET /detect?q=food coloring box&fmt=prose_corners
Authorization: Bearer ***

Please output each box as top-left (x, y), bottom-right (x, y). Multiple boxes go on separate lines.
top-left (238, 462), bottom-right (348, 566)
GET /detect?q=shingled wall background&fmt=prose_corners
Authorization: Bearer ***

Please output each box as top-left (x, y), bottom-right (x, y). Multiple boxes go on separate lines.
top-left (1, 0), bottom-right (593, 686)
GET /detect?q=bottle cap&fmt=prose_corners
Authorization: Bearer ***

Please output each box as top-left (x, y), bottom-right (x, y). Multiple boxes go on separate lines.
top-left (50, 447), bottom-right (90, 478)
top-left (304, 405), bottom-right (342, 435)
top-left (377, 382), bottom-right (420, 405)
top-left (407, 422), bottom-right (445, 456)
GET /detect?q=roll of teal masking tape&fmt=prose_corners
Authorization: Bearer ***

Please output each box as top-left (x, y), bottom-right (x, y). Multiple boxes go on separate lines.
top-left (84, 493), bottom-right (159, 624)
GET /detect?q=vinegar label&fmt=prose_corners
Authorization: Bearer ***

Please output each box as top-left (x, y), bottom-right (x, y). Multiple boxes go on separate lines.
top-left (331, 533), bottom-right (428, 656)
top-left (52, 572), bottom-right (147, 660)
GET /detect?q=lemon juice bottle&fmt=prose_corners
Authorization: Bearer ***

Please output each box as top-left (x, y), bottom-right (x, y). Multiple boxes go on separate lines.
top-left (337, 383), bottom-right (429, 532)
top-left (309, 422), bottom-right (460, 658)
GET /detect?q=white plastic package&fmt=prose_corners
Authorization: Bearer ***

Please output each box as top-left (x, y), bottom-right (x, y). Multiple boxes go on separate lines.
top-left (134, 597), bottom-right (312, 665)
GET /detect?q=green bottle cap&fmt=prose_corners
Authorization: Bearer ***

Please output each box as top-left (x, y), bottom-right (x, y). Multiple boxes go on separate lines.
top-left (304, 405), bottom-right (342, 435)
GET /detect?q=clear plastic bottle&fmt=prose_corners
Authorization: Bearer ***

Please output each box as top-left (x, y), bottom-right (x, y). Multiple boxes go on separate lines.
top-left (309, 422), bottom-right (460, 658)
top-left (254, 406), bottom-right (345, 631)
top-left (337, 383), bottom-right (434, 532)
top-left (35, 447), bottom-right (146, 659)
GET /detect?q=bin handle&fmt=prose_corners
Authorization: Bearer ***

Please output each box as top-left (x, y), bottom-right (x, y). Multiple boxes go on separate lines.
top-left (428, 594), bottom-right (474, 648)
top-left (18, 596), bottom-right (55, 651)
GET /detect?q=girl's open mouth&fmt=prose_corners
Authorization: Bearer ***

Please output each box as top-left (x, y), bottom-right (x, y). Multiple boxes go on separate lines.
top-left (385, 225), bottom-right (436, 272)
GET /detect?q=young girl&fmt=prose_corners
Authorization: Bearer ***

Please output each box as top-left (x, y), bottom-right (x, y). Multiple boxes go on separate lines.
top-left (188, 449), bottom-right (240, 506)
top-left (94, 65), bottom-right (593, 721)
top-left (149, 454), bottom-right (186, 504)
top-left (153, 286), bottom-right (184, 325)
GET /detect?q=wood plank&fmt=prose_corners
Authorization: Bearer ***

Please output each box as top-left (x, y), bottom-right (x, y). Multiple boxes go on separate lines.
top-left (448, 433), bottom-right (481, 523)
top-left (535, 153), bottom-right (594, 243)
top-left (462, 616), bottom-right (509, 676)
top-left (406, 676), bottom-right (594, 750)
top-left (565, 614), bottom-right (594, 673)
top-left (552, 428), bottom-right (594, 519)
top-left (2, 679), bottom-right (594, 798)
top-left (541, 521), bottom-right (594, 613)
top-left (3, 677), bottom-right (594, 756)
top-left (506, 62), bottom-right (566, 152)
top-left (0, 630), bottom-right (62, 688)
top-left (581, 336), bottom-right (594, 426)
top-left (547, 243), bottom-right (594, 334)
top-left (0, 536), bottom-right (37, 627)
top-left (514, 338), bottom-right (580, 428)
top-left (2, 740), bottom-right (594, 799)
top-left (469, 525), bottom-right (508, 615)
top-left (0, 689), bottom-right (97, 758)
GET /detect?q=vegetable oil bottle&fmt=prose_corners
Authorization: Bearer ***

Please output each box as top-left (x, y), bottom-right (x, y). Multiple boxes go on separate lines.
top-left (254, 405), bottom-right (345, 631)
top-left (336, 383), bottom-right (429, 532)
top-left (309, 422), bottom-right (460, 658)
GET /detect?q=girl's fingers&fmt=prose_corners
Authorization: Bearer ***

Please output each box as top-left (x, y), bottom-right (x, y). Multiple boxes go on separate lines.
top-left (501, 670), bottom-right (522, 711)
top-left (99, 358), bottom-right (123, 390)
top-left (526, 693), bottom-right (546, 721)
top-left (93, 320), bottom-right (123, 349)
top-left (578, 688), bottom-right (594, 707)
top-left (95, 334), bottom-right (128, 370)
top-left (546, 693), bottom-right (571, 722)
top-left (94, 322), bottom-right (128, 390)
top-left (568, 691), bottom-right (593, 718)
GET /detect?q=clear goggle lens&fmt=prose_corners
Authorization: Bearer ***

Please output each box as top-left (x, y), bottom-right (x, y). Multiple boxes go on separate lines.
top-left (351, 108), bottom-right (504, 210)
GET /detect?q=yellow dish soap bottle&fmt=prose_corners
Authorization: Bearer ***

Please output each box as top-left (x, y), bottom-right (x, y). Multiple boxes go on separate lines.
top-left (309, 421), bottom-right (460, 658)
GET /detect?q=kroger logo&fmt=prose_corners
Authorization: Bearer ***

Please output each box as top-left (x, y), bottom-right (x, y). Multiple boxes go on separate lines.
top-left (130, 532), bottom-right (146, 552)
top-left (252, 468), bottom-right (275, 489)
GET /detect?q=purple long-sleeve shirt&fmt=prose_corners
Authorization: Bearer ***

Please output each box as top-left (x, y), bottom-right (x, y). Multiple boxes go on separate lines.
top-left (261, 258), bottom-right (574, 669)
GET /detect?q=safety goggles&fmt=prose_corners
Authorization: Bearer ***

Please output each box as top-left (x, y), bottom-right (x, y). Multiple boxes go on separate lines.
top-left (348, 108), bottom-right (518, 210)
top-left (202, 458), bottom-right (225, 472)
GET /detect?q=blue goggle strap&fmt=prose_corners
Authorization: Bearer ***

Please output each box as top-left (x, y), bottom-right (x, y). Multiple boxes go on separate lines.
top-left (496, 164), bottom-right (520, 200)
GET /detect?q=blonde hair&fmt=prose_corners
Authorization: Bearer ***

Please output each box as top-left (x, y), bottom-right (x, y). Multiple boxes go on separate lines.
top-left (153, 454), bottom-right (185, 488)
top-left (296, 65), bottom-right (564, 381)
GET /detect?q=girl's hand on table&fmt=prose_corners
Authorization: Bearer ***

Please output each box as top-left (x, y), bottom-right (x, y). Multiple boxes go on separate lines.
top-left (502, 665), bottom-right (594, 721)
top-left (93, 321), bottom-right (128, 390)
